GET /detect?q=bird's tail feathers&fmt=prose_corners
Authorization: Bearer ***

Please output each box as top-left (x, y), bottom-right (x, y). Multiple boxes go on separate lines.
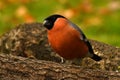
top-left (87, 52), bottom-right (102, 61)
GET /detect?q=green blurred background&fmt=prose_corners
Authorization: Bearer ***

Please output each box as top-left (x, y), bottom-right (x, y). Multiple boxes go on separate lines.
top-left (0, 0), bottom-right (120, 47)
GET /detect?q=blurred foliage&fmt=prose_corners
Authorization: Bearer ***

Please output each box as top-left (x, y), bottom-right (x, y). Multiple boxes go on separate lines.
top-left (0, 0), bottom-right (120, 46)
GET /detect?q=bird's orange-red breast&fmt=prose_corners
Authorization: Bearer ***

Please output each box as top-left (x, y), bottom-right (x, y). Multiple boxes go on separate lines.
top-left (43, 14), bottom-right (101, 61)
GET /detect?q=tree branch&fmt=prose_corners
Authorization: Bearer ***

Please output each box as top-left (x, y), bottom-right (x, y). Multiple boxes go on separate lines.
top-left (0, 54), bottom-right (120, 80)
top-left (0, 23), bottom-right (120, 80)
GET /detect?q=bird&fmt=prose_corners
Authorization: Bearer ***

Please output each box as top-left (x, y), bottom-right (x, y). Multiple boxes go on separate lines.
top-left (43, 14), bottom-right (102, 63)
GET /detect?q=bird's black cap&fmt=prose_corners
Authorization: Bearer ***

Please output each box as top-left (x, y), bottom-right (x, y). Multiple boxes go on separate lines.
top-left (43, 14), bottom-right (65, 30)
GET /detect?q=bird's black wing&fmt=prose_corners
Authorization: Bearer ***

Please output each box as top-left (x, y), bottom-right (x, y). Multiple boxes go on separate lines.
top-left (69, 21), bottom-right (93, 53)
top-left (69, 21), bottom-right (102, 61)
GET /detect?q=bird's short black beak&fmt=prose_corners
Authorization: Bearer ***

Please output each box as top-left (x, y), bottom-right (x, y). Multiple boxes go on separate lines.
top-left (43, 20), bottom-right (48, 27)
top-left (43, 20), bottom-right (53, 30)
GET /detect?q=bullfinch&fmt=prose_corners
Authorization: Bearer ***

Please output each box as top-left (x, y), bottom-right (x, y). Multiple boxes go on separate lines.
top-left (43, 14), bottom-right (102, 62)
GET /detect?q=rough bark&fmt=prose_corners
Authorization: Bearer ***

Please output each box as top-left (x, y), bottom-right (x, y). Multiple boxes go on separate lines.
top-left (0, 54), bottom-right (120, 80)
top-left (0, 23), bottom-right (119, 80)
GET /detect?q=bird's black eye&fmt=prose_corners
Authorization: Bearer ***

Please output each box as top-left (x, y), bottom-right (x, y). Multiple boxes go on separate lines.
top-left (43, 14), bottom-right (65, 30)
